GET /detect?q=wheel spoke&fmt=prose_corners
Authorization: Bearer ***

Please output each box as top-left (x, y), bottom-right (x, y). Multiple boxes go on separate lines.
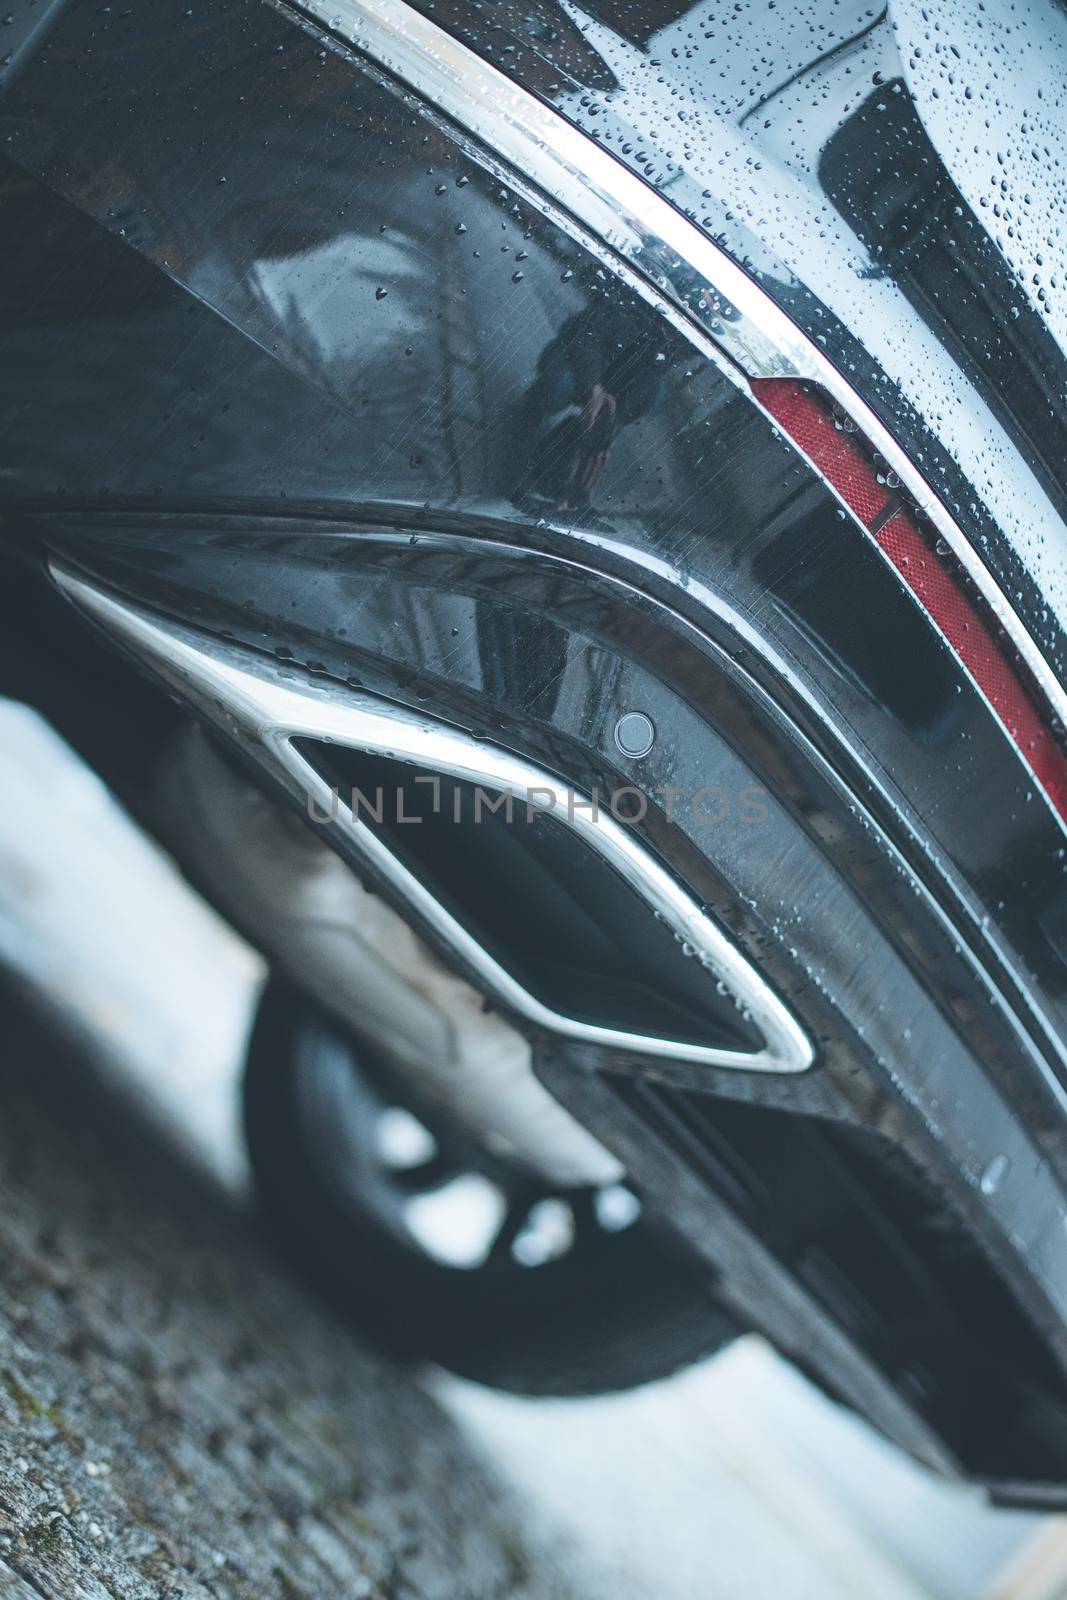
top-left (487, 1197), bottom-right (534, 1264)
top-left (388, 1153), bottom-right (459, 1194)
top-left (568, 1186), bottom-right (601, 1240)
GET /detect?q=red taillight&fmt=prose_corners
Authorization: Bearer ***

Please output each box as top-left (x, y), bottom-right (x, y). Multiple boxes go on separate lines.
top-left (753, 378), bottom-right (1067, 824)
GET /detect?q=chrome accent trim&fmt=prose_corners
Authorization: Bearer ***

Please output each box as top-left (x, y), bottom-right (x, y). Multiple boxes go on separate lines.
top-left (284, 0), bottom-right (1067, 762)
top-left (52, 563), bottom-right (814, 1076)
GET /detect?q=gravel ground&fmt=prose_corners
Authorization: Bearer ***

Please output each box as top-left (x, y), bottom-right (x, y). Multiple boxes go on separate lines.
top-left (0, 987), bottom-right (587, 1600)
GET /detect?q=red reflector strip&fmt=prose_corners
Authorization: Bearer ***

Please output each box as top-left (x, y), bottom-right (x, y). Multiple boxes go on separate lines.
top-left (753, 377), bottom-right (1067, 824)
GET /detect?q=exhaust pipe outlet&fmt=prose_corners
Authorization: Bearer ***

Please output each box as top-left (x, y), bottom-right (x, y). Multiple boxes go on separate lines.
top-left (154, 723), bottom-right (622, 1189)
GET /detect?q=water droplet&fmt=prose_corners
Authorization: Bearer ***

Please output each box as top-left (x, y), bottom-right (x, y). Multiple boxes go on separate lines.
top-left (980, 1154), bottom-right (1010, 1195)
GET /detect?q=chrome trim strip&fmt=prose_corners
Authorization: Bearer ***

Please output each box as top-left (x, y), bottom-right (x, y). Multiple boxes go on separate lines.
top-left (52, 564), bottom-right (814, 1076)
top-left (284, 0), bottom-right (1067, 757)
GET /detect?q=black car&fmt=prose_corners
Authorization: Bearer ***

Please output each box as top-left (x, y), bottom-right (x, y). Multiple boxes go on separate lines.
top-left (2, 0), bottom-right (1067, 1507)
